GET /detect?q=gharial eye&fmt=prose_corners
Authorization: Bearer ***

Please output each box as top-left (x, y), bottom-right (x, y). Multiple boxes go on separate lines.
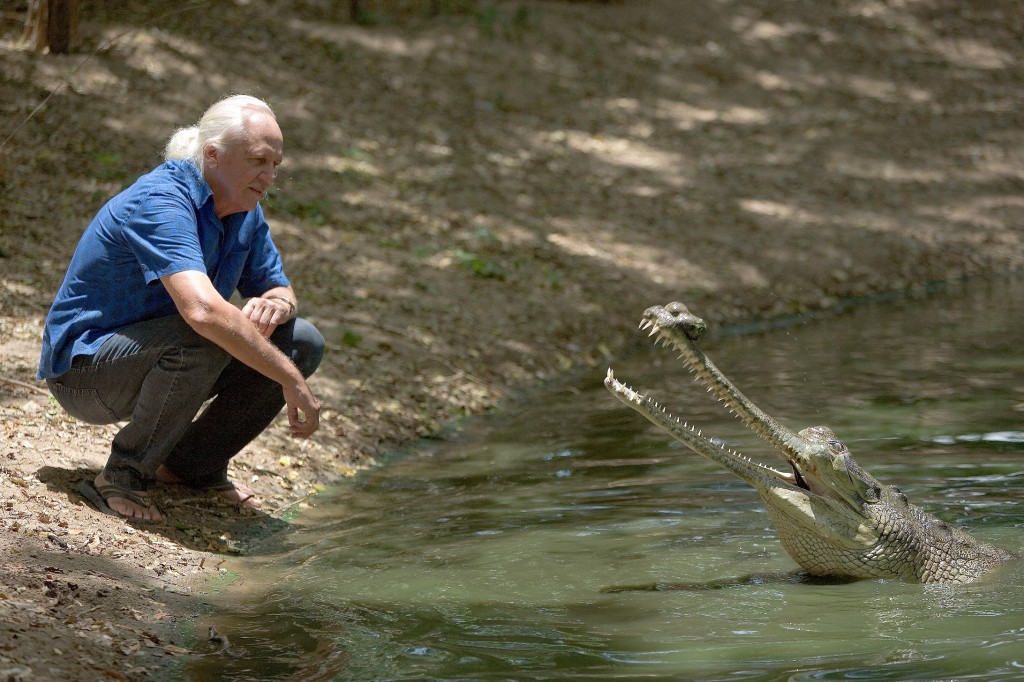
top-left (827, 439), bottom-right (848, 453)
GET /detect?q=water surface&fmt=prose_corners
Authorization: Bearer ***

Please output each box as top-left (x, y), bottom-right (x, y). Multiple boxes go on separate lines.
top-left (188, 278), bottom-right (1024, 681)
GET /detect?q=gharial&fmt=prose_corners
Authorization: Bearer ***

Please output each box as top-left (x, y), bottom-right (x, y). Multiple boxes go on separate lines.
top-left (604, 301), bottom-right (1015, 584)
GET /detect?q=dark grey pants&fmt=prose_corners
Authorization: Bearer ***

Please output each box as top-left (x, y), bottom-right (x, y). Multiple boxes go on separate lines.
top-left (46, 315), bottom-right (325, 491)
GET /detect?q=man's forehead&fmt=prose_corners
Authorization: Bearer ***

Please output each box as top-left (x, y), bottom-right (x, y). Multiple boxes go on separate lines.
top-left (241, 111), bottom-right (284, 156)
top-left (248, 135), bottom-right (284, 156)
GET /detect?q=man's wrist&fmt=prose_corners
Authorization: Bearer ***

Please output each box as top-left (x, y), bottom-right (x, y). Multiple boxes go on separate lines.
top-left (266, 295), bottom-right (296, 316)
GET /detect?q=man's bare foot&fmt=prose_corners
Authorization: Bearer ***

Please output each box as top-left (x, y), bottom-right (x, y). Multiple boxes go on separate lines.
top-left (93, 472), bottom-right (164, 523)
top-left (156, 465), bottom-right (262, 509)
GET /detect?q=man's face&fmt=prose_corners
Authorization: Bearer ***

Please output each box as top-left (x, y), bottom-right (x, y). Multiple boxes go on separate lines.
top-left (205, 110), bottom-right (283, 217)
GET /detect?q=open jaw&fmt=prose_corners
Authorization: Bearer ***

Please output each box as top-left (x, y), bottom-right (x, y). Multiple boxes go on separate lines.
top-left (602, 300), bottom-right (819, 501)
top-left (601, 302), bottom-right (880, 536)
top-left (603, 367), bottom-right (809, 497)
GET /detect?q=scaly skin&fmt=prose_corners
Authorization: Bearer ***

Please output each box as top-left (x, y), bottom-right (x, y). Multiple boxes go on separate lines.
top-left (605, 302), bottom-right (1015, 584)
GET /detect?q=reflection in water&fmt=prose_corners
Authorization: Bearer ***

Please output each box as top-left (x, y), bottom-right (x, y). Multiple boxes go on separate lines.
top-left (188, 278), bottom-right (1024, 681)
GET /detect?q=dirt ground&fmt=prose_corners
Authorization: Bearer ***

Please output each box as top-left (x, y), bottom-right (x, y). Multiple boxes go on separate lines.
top-left (1, 0), bottom-right (1023, 679)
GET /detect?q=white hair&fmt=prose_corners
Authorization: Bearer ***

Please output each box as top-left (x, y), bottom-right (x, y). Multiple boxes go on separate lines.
top-left (164, 94), bottom-right (276, 169)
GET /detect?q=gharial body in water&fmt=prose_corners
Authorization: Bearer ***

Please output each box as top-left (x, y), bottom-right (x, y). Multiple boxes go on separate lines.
top-left (605, 302), bottom-right (1015, 585)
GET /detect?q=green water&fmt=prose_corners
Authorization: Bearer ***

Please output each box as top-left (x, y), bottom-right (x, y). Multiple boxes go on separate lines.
top-left (188, 278), bottom-right (1024, 681)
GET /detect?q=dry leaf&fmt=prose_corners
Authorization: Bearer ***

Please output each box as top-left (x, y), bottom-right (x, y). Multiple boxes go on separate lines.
top-left (162, 644), bottom-right (191, 656)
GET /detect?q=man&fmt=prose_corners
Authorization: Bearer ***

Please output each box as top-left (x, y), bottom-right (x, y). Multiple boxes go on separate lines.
top-left (37, 95), bottom-right (323, 523)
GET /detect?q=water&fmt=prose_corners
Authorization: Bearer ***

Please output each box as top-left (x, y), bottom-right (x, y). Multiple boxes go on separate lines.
top-left (188, 278), bottom-right (1024, 681)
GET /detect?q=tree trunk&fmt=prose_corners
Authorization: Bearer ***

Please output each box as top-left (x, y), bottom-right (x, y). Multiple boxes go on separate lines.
top-left (21, 0), bottom-right (78, 54)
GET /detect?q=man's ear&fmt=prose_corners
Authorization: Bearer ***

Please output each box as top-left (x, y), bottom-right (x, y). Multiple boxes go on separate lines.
top-left (203, 143), bottom-right (219, 168)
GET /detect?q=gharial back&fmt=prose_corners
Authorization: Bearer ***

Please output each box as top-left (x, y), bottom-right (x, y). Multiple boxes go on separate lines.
top-left (763, 488), bottom-right (1015, 584)
top-left (756, 424), bottom-right (1016, 585)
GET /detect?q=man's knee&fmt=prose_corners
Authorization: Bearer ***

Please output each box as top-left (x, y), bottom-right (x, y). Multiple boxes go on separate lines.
top-left (279, 318), bottom-right (325, 378)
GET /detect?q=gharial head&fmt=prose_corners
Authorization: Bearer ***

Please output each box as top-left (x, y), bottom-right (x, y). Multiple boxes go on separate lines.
top-left (605, 302), bottom-right (927, 576)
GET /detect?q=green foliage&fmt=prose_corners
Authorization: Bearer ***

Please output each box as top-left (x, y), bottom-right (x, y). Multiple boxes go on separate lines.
top-left (309, 36), bottom-right (346, 63)
top-left (344, 147), bottom-right (374, 163)
top-left (471, 225), bottom-right (496, 242)
top-left (340, 328), bottom-right (363, 348)
top-left (412, 241), bottom-right (441, 258)
top-left (93, 151), bottom-right (128, 180)
top-left (353, 9), bottom-right (384, 26)
top-left (451, 248), bottom-right (508, 279)
top-left (428, 0), bottom-right (479, 17)
top-left (476, 3), bottom-right (534, 41)
top-left (545, 271), bottom-right (563, 291)
top-left (93, 151), bottom-right (121, 166)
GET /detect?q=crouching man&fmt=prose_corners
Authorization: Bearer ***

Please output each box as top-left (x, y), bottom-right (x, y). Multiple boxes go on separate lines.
top-left (37, 94), bottom-right (323, 523)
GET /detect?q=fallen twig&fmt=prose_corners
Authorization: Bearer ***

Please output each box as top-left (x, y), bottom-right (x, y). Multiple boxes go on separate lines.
top-left (273, 492), bottom-right (315, 515)
top-left (0, 375), bottom-right (49, 396)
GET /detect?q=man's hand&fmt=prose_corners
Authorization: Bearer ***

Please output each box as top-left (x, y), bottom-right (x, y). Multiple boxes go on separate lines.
top-left (283, 379), bottom-right (320, 438)
top-left (242, 296), bottom-right (292, 337)
top-left (163, 273), bottom-right (318, 438)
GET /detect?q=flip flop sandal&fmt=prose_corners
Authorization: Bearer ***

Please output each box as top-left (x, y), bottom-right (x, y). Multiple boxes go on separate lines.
top-left (208, 481), bottom-right (259, 507)
top-left (78, 479), bottom-right (160, 525)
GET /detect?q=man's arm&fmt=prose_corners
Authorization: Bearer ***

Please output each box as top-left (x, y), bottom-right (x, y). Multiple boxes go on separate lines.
top-left (161, 270), bottom-right (319, 438)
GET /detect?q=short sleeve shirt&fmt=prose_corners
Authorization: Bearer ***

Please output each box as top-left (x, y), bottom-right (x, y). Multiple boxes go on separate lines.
top-left (37, 159), bottom-right (290, 379)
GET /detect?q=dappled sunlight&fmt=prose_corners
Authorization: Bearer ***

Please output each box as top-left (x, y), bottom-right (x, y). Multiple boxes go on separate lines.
top-left (118, 30), bottom-right (205, 81)
top-left (29, 56), bottom-right (120, 96)
top-left (327, 253), bottom-right (401, 287)
top-left (832, 208), bottom-right (920, 236)
top-left (529, 45), bottom-right (583, 81)
top-left (749, 69), bottom-right (821, 93)
top-left (827, 154), bottom-right (947, 184)
top-left (559, 130), bottom-right (691, 187)
top-left (264, 217), bottom-right (334, 244)
top-left (958, 141), bottom-right (1024, 179)
top-left (826, 135), bottom-right (1024, 195)
top-left (916, 196), bottom-right (1024, 234)
top-left (846, 1), bottom-right (1013, 70)
top-left (102, 108), bottom-right (180, 138)
top-left (739, 199), bottom-right (821, 227)
top-left (288, 17), bottom-right (441, 58)
top-left (0, 280), bottom-right (45, 306)
top-left (547, 224), bottom-right (719, 292)
top-left (931, 37), bottom-right (1014, 70)
top-left (737, 18), bottom-right (821, 43)
top-left (656, 98), bottom-right (771, 129)
top-left (844, 75), bottom-right (932, 104)
top-left (285, 150), bottom-right (381, 178)
top-left (112, 26), bottom-right (230, 94)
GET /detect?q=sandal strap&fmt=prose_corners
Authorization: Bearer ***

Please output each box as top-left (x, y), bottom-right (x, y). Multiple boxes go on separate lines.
top-left (95, 484), bottom-right (153, 507)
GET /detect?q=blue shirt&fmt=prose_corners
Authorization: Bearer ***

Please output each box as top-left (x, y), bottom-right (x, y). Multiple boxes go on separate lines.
top-left (37, 159), bottom-right (290, 379)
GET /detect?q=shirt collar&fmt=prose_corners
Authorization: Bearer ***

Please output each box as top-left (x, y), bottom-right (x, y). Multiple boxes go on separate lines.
top-left (174, 159), bottom-right (214, 212)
